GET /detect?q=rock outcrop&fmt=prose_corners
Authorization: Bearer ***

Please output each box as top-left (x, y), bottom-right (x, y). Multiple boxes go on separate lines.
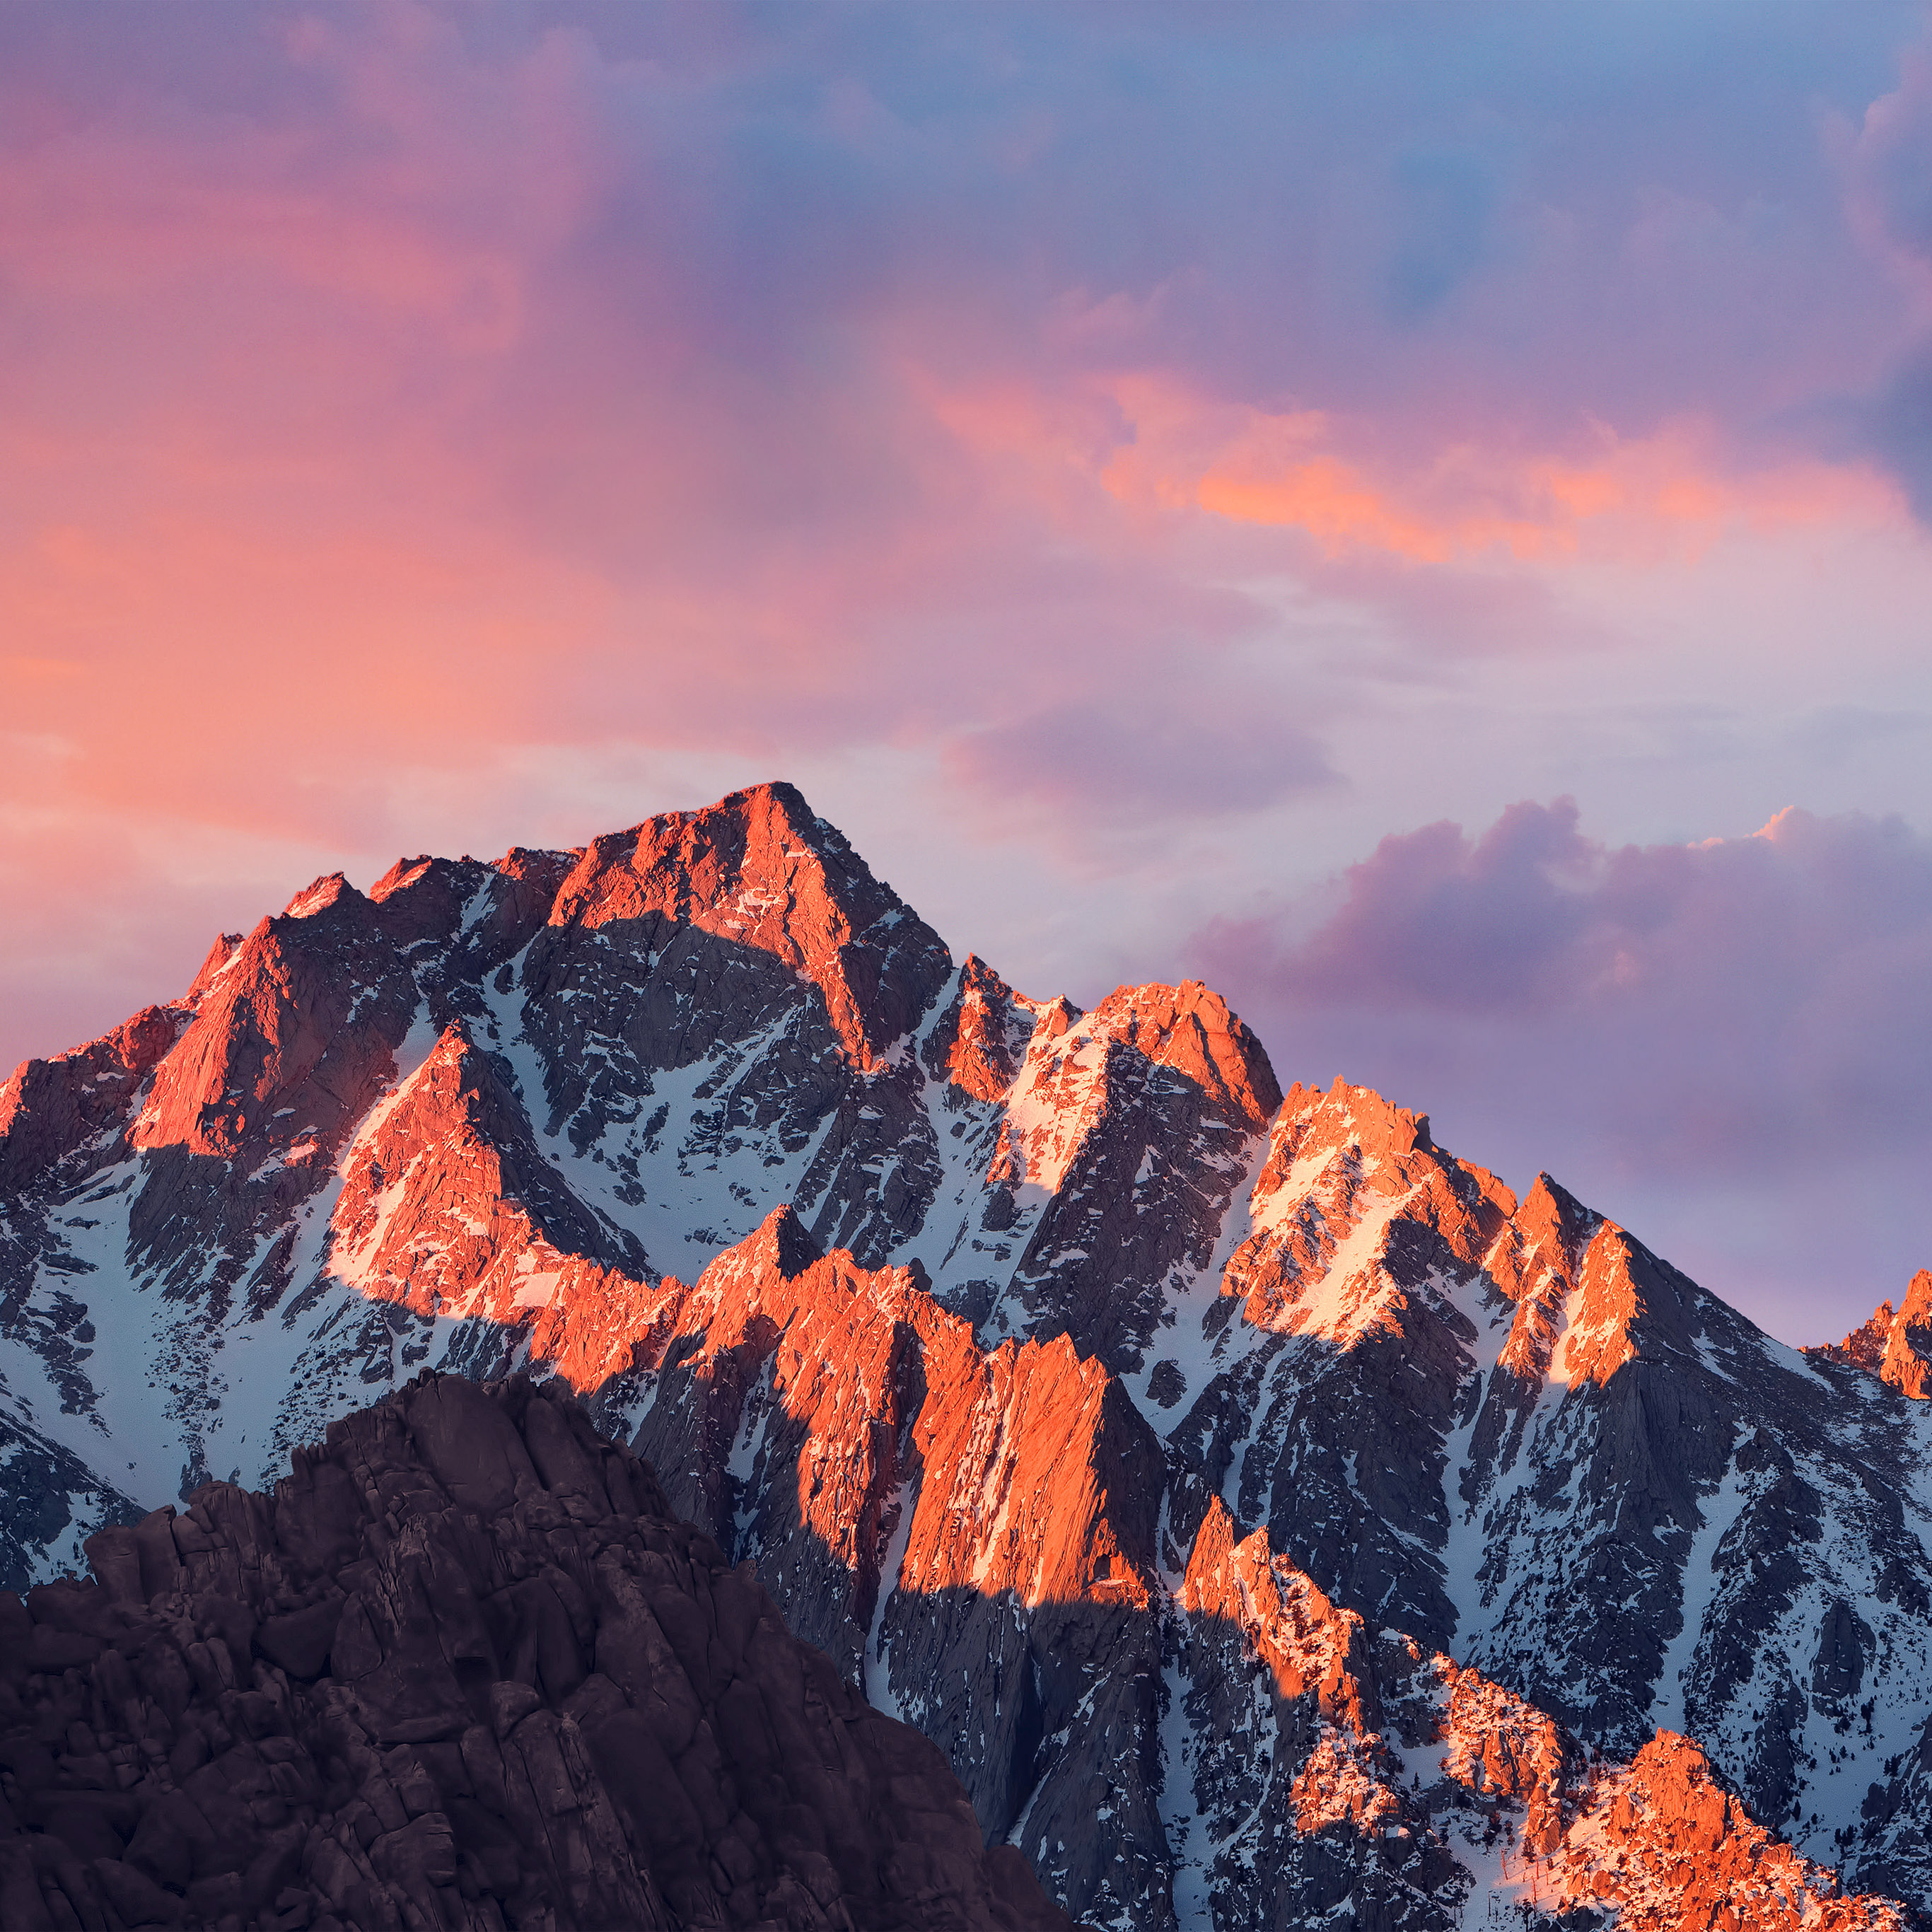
top-left (1164, 1506), bottom-right (1907, 1932)
top-left (1816, 1271), bottom-right (1932, 1400)
top-left (1537, 1731), bottom-right (1902, 1932)
top-left (0, 1371), bottom-right (1073, 1932)
top-left (624, 1209), bottom-right (1168, 1931)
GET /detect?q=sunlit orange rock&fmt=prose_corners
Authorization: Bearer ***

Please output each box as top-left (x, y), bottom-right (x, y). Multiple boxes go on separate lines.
top-left (1541, 1732), bottom-right (1905, 1932)
top-left (545, 781), bottom-right (951, 1072)
top-left (922, 954), bottom-right (1037, 1104)
top-left (1222, 1078), bottom-right (1511, 1339)
top-left (130, 885), bottom-right (416, 1161)
top-left (1180, 1497), bottom-right (1375, 1734)
top-left (0, 1003), bottom-right (178, 1192)
top-left (1815, 1270), bottom-right (1932, 1399)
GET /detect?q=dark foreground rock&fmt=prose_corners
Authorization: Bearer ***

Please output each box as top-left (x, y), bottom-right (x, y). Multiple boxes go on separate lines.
top-left (0, 1371), bottom-right (1073, 1932)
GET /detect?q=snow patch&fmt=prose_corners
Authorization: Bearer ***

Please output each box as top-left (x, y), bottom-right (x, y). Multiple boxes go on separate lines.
top-left (865, 1477), bottom-right (916, 1723)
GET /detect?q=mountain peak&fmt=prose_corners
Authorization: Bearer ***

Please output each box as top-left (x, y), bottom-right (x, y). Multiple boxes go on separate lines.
top-left (1224, 1074), bottom-right (1515, 1346)
top-left (185, 930), bottom-right (245, 999)
top-left (1815, 1269), bottom-right (1932, 1397)
top-left (1515, 1171), bottom-right (1595, 1254)
top-left (1281, 1078), bottom-right (1435, 1165)
top-left (750, 1201), bottom-right (825, 1281)
top-left (0, 1004), bottom-right (179, 1194)
top-left (546, 782), bottom-right (953, 1068)
top-left (1490, 1172), bottom-right (1601, 1379)
top-left (1085, 979), bottom-right (1283, 1134)
top-left (7, 784), bottom-right (1931, 1932)
top-left (924, 953), bottom-right (1036, 1101)
top-left (281, 871), bottom-right (358, 920)
top-left (368, 853), bottom-right (437, 899)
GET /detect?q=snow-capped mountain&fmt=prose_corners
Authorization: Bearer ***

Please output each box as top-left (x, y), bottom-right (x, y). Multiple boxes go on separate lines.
top-left (3, 781), bottom-right (1928, 1930)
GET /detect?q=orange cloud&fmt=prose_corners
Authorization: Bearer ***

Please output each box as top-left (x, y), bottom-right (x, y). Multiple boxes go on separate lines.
top-left (1187, 409), bottom-right (1906, 566)
top-left (912, 365), bottom-right (1907, 571)
top-left (1199, 460), bottom-right (1468, 563)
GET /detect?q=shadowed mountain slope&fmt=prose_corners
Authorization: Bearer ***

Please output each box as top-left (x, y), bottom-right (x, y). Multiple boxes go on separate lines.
top-left (0, 1371), bottom-right (1072, 1932)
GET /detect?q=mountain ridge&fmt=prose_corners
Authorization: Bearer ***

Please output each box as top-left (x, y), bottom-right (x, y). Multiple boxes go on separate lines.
top-left (0, 1367), bottom-right (1076, 1932)
top-left (4, 779), bottom-right (1930, 1931)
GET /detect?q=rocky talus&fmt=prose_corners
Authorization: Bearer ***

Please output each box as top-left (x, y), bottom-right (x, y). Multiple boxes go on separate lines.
top-left (6, 779), bottom-right (1932, 1928)
top-left (0, 1371), bottom-right (1072, 1932)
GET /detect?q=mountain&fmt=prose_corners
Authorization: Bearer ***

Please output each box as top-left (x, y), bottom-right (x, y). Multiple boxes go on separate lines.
top-left (0, 1368), bottom-right (1071, 1932)
top-left (2, 780), bottom-right (1928, 1929)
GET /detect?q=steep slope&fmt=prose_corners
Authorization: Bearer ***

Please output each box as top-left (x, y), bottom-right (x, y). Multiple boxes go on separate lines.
top-left (0, 784), bottom-right (1276, 1543)
top-left (0, 1371), bottom-right (1071, 1932)
top-left (1172, 1501), bottom-right (1904, 1932)
top-left (294, 1179), bottom-right (1932, 1930)
top-left (622, 1209), bottom-right (1169, 1931)
top-left (1155, 1078), bottom-right (1932, 1880)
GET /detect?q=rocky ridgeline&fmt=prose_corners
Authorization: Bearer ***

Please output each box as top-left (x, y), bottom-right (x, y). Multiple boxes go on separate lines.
top-left (1814, 1272), bottom-right (1932, 1402)
top-left (1172, 1501), bottom-right (1902, 1932)
top-left (6, 1367), bottom-right (1899, 1932)
top-left (5, 781), bottom-right (1932, 1928)
top-left (1542, 1734), bottom-right (1902, 1932)
top-left (624, 1211), bottom-right (1164, 1928)
top-left (0, 1372), bottom-right (1070, 1932)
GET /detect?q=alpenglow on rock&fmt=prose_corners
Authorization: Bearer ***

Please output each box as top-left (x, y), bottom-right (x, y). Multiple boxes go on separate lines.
top-left (4, 779), bottom-right (1931, 1930)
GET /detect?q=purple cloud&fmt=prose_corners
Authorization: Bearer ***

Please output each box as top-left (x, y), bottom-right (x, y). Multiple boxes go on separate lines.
top-left (1192, 803), bottom-right (1932, 1339)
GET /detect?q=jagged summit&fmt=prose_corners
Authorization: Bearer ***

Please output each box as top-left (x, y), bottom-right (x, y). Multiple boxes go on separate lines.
top-left (543, 781), bottom-right (954, 1071)
top-left (4, 783), bottom-right (1932, 1932)
top-left (1815, 1268), bottom-right (1932, 1399)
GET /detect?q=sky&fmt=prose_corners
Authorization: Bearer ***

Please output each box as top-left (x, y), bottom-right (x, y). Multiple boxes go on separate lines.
top-left (4, 0), bottom-right (1931, 1344)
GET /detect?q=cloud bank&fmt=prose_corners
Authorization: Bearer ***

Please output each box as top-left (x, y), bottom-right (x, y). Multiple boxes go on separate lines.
top-left (1193, 803), bottom-right (1932, 1339)
top-left (2, 1), bottom-right (1926, 841)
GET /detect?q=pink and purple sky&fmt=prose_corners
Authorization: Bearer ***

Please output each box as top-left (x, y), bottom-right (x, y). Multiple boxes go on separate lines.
top-left (5, 1), bottom-right (1931, 1342)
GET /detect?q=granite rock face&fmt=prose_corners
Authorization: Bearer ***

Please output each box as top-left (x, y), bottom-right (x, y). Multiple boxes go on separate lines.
top-left (1170, 1503), bottom-right (1904, 1932)
top-left (0, 784), bottom-right (1276, 1524)
top-left (0, 1371), bottom-right (1073, 1932)
top-left (6, 780), bottom-right (1932, 1930)
top-left (625, 1209), bottom-right (1168, 1931)
top-left (1157, 1077), bottom-right (1932, 1871)
top-left (1817, 1271), bottom-right (1932, 1401)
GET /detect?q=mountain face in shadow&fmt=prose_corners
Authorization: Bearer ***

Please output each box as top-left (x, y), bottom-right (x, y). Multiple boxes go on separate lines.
top-left (0, 1370), bottom-right (1072, 1932)
top-left (4, 780), bottom-right (1930, 1929)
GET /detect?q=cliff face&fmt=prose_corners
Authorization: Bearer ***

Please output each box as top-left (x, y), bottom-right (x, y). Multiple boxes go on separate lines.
top-left (624, 1209), bottom-right (1168, 1932)
top-left (1170, 1504), bottom-right (1904, 1932)
top-left (4, 780), bottom-right (1931, 1931)
top-left (0, 1372), bottom-right (1071, 1932)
